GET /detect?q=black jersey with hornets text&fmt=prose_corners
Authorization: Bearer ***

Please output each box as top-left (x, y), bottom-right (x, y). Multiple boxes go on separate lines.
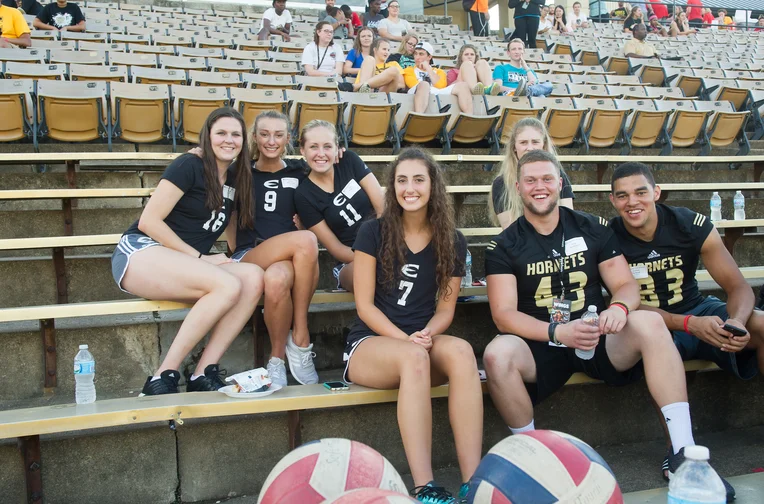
top-left (294, 151), bottom-right (375, 248)
top-left (610, 204), bottom-right (713, 314)
top-left (485, 207), bottom-right (622, 322)
top-left (346, 219), bottom-right (467, 339)
top-left (234, 159), bottom-right (308, 252)
top-left (124, 154), bottom-right (235, 254)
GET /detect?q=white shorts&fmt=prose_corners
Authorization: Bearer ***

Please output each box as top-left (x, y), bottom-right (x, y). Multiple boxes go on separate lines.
top-left (407, 82), bottom-right (456, 96)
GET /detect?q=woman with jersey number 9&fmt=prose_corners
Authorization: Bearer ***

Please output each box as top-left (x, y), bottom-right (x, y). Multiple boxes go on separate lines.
top-left (294, 120), bottom-right (384, 293)
top-left (110, 107), bottom-right (264, 396)
top-left (342, 148), bottom-right (483, 503)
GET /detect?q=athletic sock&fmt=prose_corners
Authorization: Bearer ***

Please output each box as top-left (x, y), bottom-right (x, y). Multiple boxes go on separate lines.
top-left (190, 374), bottom-right (202, 381)
top-left (150, 376), bottom-right (161, 382)
top-left (661, 402), bottom-right (695, 454)
top-left (510, 419), bottom-right (535, 435)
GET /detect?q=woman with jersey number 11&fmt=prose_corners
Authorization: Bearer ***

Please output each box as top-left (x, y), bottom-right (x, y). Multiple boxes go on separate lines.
top-left (111, 107), bottom-right (263, 396)
top-left (343, 148), bottom-right (483, 502)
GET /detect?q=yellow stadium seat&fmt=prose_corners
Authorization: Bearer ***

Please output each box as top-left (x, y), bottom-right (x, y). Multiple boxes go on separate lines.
top-left (37, 80), bottom-right (109, 146)
top-left (286, 90), bottom-right (345, 144)
top-left (241, 73), bottom-right (296, 90)
top-left (132, 67), bottom-right (188, 85)
top-left (69, 64), bottom-right (129, 83)
top-left (0, 79), bottom-right (36, 148)
top-left (110, 82), bottom-right (172, 146)
top-left (615, 98), bottom-right (671, 154)
top-left (389, 93), bottom-right (450, 147)
top-left (340, 91), bottom-right (399, 151)
top-left (229, 88), bottom-right (289, 128)
top-left (172, 85), bottom-right (230, 144)
top-left (533, 97), bottom-right (587, 148)
top-left (3, 62), bottom-right (66, 80)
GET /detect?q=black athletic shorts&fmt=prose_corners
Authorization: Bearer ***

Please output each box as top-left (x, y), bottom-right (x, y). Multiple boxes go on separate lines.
top-left (524, 335), bottom-right (644, 405)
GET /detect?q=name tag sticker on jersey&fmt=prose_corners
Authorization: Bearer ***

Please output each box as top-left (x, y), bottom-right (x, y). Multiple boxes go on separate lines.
top-left (564, 237), bottom-right (588, 255)
top-left (281, 177), bottom-right (299, 189)
top-left (342, 179), bottom-right (362, 199)
top-left (223, 185), bottom-right (235, 200)
top-left (630, 264), bottom-right (648, 279)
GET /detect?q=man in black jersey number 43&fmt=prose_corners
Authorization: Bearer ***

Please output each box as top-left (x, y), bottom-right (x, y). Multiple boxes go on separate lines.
top-left (483, 151), bottom-right (735, 501)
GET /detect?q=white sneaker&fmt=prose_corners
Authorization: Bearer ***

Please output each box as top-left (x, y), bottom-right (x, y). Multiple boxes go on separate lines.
top-left (266, 357), bottom-right (288, 387)
top-left (285, 332), bottom-right (319, 385)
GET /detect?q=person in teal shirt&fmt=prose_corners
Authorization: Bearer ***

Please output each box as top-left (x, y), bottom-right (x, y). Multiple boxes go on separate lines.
top-left (492, 39), bottom-right (553, 97)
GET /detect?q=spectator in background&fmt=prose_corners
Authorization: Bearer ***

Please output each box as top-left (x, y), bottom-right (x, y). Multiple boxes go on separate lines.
top-left (340, 5), bottom-right (361, 35)
top-left (669, 11), bottom-right (696, 35)
top-left (317, 0), bottom-right (335, 22)
top-left (353, 38), bottom-right (404, 93)
top-left (402, 41), bottom-right (474, 114)
top-left (33, 0), bottom-right (85, 32)
top-left (567, 1), bottom-right (589, 30)
top-left (387, 32), bottom-right (418, 69)
top-left (363, 0), bottom-right (385, 31)
top-left (323, 6), bottom-right (350, 39)
top-left (344, 26), bottom-right (374, 77)
top-left (377, 1), bottom-right (411, 41)
top-left (538, 6), bottom-right (553, 35)
top-left (3, 0), bottom-right (43, 16)
top-left (610, 1), bottom-right (628, 20)
top-left (508, 0), bottom-right (545, 49)
top-left (258, 0), bottom-right (292, 41)
top-left (623, 23), bottom-right (660, 58)
top-left (552, 5), bottom-right (571, 33)
top-left (302, 21), bottom-right (345, 77)
top-left (649, 0), bottom-right (668, 19)
top-left (0, 1), bottom-right (31, 47)
top-left (711, 9), bottom-right (733, 31)
top-left (756, 15), bottom-right (764, 32)
top-left (468, 0), bottom-right (489, 37)
top-left (648, 15), bottom-right (668, 36)
top-left (447, 44), bottom-right (506, 96)
top-left (701, 7), bottom-right (714, 26)
top-left (623, 6), bottom-right (644, 32)
top-left (685, 0), bottom-right (703, 28)
top-left (493, 38), bottom-right (553, 97)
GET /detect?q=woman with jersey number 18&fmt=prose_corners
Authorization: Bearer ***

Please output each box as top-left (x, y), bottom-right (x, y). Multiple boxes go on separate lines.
top-left (111, 107), bottom-right (264, 396)
top-left (294, 120), bottom-right (384, 293)
top-left (343, 148), bottom-right (483, 503)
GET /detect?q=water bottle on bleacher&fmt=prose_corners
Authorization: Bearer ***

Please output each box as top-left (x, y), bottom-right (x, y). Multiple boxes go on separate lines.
top-left (576, 306), bottom-right (598, 360)
top-left (74, 344), bottom-right (96, 404)
top-left (667, 446), bottom-right (726, 504)
top-left (710, 192), bottom-right (722, 222)
top-left (733, 191), bottom-right (745, 221)
top-left (463, 248), bottom-right (473, 288)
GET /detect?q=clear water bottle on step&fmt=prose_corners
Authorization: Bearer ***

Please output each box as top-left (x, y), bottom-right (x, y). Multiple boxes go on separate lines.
top-left (462, 248), bottom-right (473, 288)
top-left (710, 192), bottom-right (722, 222)
top-left (733, 191), bottom-right (745, 221)
top-left (74, 344), bottom-right (96, 404)
top-left (668, 446), bottom-right (726, 504)
top-left (576, 306), bottom-right (598, 360)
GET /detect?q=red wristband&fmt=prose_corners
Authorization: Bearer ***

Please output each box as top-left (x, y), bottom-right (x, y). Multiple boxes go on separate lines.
top-left (610, 301), bottom-right (629, 315)
top-left (683, 315), bottom-right (693, 335)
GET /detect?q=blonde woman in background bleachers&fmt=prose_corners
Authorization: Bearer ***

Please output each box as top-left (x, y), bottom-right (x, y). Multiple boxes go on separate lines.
top-left (302, 21), bottom-right (345, 77)
top-left (387, 32), bottom-right (418, 70)
top-left (489, 117), bottom-right (574, 228)
top-left (354, 38), bottom-right (405, 92)
top-left (343, 27), bottom-right (374, 77)
top-left (446, 44), bottom-right (505, 96)
top-left (294, 121), bottom-right (384, 293)
top-left (112, 108), bottom-right (263, 396)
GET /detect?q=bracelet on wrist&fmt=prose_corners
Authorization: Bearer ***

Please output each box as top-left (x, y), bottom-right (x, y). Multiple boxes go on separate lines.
top-left (198, 252), bottom-right (202, 258)
top-left (609, 301), bottom-right (629, 316)
top-left (548, 322), bottom-right (560, 345)
top-left (683, 315), bottom-right (693, 335)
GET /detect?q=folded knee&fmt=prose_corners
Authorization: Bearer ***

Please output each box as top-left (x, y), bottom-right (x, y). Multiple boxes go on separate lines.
top-left (484, 335), bottom-right (521, 372)
top-left (264, 267), bottom-right (292, 297)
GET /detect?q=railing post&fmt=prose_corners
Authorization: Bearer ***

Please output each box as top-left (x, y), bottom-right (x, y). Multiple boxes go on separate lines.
top-left (18, 435), bottom-right (43, 504)
top-left (41, 319), bottom-right (57, 390)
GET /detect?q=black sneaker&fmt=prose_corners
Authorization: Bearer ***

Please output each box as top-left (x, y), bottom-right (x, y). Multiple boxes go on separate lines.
top-left (411, 482), bottom-right (456, 504)
top-left (668, 447), bottom-right (736, 502)
top-left (186, 364), bottom-right (227, 392)
top-left (139, 369), bottom-right (180, 396)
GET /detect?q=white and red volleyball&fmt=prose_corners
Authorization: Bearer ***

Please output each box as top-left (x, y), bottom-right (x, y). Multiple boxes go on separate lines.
top-left (257, 438), bottom-right (407, 504)
top-left (324, 488), bottom-right (417, 503)
top-left (467, 430), bottom-right (623, 504)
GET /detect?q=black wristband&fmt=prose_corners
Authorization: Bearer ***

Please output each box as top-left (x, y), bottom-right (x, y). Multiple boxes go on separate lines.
top-left (548, 322), bottom-right (559, 345)
top-left (198, 252), bottom-right (202, 258)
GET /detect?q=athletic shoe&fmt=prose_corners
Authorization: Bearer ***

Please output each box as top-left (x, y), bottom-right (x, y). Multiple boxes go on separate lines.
top-left (358, 83), bottom-right (372, 93)
top-left (186, 364), bottom-right (227, 392)
top-left (411, 482), bottom-right (456, 504)
top-left (286, 333), bottom-right (319, 385)
top-left (484, 83), bottom-right (502, 96)
top-left (668, 447), bottom-right (736, 502)
top-left (662, 447), bottom-right (671, 481)
top-left (266, 356), bottom-right (288, 388)
top-left (513, 78), bottom-right (528, 97)
top-left (139, 369), bottom-right (180, 396)
top-left (471, 82), bottom-right (485, 95)
top-left (457, 482), bottom-right (470, 503)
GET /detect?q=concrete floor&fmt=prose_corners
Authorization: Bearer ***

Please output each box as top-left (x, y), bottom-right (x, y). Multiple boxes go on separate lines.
top-left (209, 426), bottom-right (764, 504)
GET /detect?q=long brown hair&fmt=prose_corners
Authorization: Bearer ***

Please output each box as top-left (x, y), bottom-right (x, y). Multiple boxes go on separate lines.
top-left (380, 148), bottom-right (456, 298)
top-left (314, 21), bottom-right (335, 46)
top-left (197, 107), bottom-right (253, 230)
top-left (455, 44), bottom-right (480, 69)
top-left (352, 27), bottom-right (375, 55)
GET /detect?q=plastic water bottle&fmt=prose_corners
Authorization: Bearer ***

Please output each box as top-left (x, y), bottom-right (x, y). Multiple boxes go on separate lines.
top-left (462, 249), bottom-right (473, 288)
top-left (710, 192), bottom-right (722, 222)
top-left (576, 306), bottom-right (598, 360)
top-left (668, 446), bottom-right (726, 504)
top-left (74, 344), bottom-right (96, 404)
top-left (733, 191), bottom-right (745, 221)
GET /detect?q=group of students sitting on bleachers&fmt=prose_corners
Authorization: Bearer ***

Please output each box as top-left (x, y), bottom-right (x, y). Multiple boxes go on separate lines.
top-left (113, 103), bottom-right (761, 502)
top-left (0, 0), bottom-right (86, 47)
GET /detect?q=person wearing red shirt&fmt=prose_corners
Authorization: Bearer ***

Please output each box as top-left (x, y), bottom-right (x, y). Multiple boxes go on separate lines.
top-left (701, 8), bottom-right (714, 26)
top-left (649, 0), bottom-right (668, 19)
top-left (685, 0), bottom-right (703, 27)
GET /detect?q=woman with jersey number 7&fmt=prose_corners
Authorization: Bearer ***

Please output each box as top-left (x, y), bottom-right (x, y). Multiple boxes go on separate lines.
top-left (344, 148), bottom-right (483, 503)
top-left (294, 120), bottom-right (384, 293)
top-left (111, 107), bottom-right (264, 396)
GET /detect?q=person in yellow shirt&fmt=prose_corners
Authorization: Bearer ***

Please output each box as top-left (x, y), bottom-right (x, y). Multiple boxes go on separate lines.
top-left (623, 23), bottom-right (658, 58)
top-left (354, 38), bottom-right (404, 93)
top-left (0, 4), bottom-right (32, 47)
top-left (402, 41), bottom-right (473, 114)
